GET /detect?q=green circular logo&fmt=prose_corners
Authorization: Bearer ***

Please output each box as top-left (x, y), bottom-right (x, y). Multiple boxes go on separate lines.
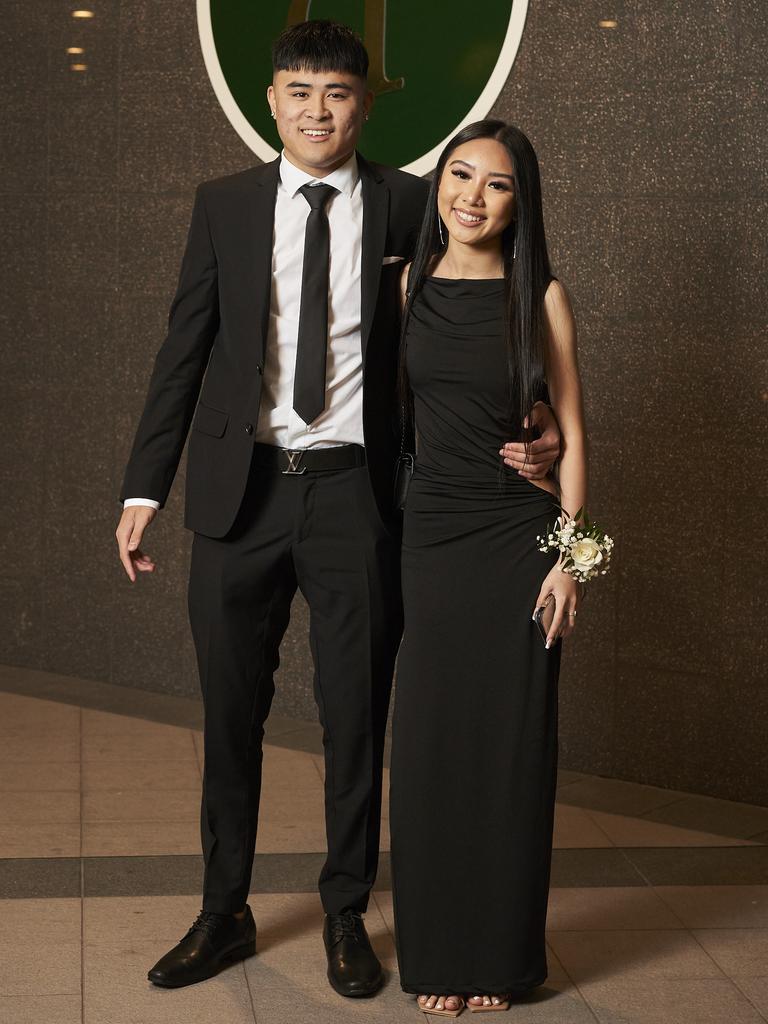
top-left (197, 1), bottom-right (528, 174)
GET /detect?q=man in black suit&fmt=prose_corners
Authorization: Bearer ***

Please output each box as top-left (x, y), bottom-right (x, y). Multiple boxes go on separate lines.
top-left (115, 20), bottom-right (560, 995)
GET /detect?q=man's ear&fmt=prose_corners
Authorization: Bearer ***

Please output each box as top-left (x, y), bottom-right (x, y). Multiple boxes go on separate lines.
top-left (363, 90), bottom-right (375, 119)
top-left (267, 84), bottom-right (276, 115)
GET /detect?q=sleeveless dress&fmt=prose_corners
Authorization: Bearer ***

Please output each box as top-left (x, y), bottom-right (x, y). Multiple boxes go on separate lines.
top-left (389, 276), bottom-right (562, 998)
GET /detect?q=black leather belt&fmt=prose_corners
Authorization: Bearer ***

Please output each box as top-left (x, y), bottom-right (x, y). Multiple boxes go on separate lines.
top-left (252, 443), bottom-right (366, 475)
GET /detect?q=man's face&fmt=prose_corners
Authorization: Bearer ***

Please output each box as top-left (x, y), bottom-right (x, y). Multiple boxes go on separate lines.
top-left (267, 68), bottom-right (373, 176)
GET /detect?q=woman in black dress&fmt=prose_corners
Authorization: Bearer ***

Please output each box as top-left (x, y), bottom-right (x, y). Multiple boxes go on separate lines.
top-left (389, 121), bottom-right (588, 1016)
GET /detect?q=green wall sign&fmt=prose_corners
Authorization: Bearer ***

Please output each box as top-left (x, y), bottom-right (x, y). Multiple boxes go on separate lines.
top-left (197, 1), bottom-right (528, 174)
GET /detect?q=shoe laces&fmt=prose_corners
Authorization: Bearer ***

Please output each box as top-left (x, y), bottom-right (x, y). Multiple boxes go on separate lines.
top-left (328, 912), bottom-right (361, 946)
top-left (185, 910), bottom-right (227, 943)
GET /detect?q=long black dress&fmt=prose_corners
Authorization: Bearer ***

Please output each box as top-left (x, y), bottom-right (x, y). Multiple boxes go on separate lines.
top-left (390, 276), bottom-right (562, 998)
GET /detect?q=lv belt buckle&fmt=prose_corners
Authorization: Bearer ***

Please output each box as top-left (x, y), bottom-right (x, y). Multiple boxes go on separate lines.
top-left (282, 450), bottom-right (307, 475)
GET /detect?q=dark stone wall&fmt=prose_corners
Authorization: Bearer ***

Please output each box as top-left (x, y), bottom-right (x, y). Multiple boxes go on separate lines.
top-left (1, 1), bottom-right (765, 801)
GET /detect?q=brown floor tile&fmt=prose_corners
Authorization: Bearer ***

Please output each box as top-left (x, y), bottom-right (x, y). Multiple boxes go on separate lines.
top-left (0, 994), bottom-right (81, 1024)
top-left (83, 894), bottom-right (203, 946)
top-left (81, 759), bottom-right (200, 792)
top-left (254, 822), bottom-right (331, 854)
top-left (692, 928), bottom-right (768, 978)
top-left (553, 805), bottom-right (613, 848)
top-left (546, 887), bottom-right (684, 931)
top-left (81, 709), bottom-right (196, 763)
top-left (192, 730), bottom-right (204, 768)
top-left (548, 929), bottom-right (723, 984)
top-left (649, 795), bottom-right (768, 841)
top-left (624, 846), bottom-right (768, 886)
top-left (0, 941), bottom-right (81, 997)
top-left (82, 821), bottom-right (199, 857)
top-left (83, 942), bottom-right (255, 1024)
top-left (0, 823), bottom-right (80, 858)
top-left (655, 885), bottom-right (768, 928)
top-left (732, 977), bottom-right (768, 1018)
top-left (0, 692), bottom-right (80, 732)
top-left (372, 890), bottom-right (394, 935)
top-left (0, 734), bottom-right (80, 764)
top-left (0, 762), bottom-right (80, 792)
top-left (262, 745), bottom-right (326, 785)
top-left (0, 791), bottom-right (79, 825)
top-left (588, 810), bottom-right (757, 848)
top-left (576, 976), bottom-right (764, 1023)
top-left (0, 898), bottom-right (81, 946)
top-left (258, 786), bottom-right (326, 825)
top-left (556, 776), bottom-right (688, 816)
top-left (82, 789), bottom-right (200, 823)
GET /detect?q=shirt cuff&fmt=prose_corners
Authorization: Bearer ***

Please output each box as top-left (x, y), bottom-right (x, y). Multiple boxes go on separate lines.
top-left (123, 498), bottom-right (161, 510)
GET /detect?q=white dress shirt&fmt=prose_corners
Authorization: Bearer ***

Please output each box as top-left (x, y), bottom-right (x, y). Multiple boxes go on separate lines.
top-left (124, 150), bottom-right (365, 512)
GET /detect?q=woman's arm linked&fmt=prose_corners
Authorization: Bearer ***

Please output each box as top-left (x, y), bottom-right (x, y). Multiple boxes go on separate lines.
top-left (532, 279), bottom-right (588, 645)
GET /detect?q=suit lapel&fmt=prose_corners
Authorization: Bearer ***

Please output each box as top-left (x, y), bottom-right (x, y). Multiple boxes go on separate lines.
top-left (358, 153), bottom-right (390, 360)
top-left (243, 157), bottom-right (280, 368)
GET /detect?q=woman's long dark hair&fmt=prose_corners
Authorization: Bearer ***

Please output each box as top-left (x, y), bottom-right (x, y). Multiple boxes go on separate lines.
top-left (400, 120), bottom-right (554, 460)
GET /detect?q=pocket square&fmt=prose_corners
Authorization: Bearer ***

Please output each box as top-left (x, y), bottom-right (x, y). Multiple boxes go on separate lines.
top-left (382, 255), bottom-right (406, 265)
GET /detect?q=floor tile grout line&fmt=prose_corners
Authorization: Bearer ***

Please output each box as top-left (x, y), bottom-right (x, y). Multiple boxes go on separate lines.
top-left (581, 807), bottom-right (620, 847)
top-left (685, 925), bottom-right (737, 983)
top-left (370, 891), bottom-right (395, 942)
top-left (613, 847), bottom-right (654, 888)
top-left (730, 975), bottom-right (768, 1024)
top-left (240, 960), bottom-right (259, 1023)
top-left (545, 946), bottom-right (603, 1024)
top-left (647, 885), bottom-right (707, 930)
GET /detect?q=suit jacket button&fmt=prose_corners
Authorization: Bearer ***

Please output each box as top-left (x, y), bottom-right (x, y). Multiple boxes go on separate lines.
top-left (244, 423), bottom-right (254, 435)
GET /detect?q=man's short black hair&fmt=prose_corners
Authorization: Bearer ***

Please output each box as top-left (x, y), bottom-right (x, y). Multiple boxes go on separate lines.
top-left (272, 20), bottom-right (368, 80)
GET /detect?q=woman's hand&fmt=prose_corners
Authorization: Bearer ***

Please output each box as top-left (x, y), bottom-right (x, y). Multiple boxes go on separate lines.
top-left (533, 562), bottom-right (581, 648)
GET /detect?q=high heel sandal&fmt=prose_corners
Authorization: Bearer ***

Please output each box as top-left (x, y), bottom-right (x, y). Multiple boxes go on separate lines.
top-left (417, 994), bottom-right (466, 1017)
top-left (467, 995), bottom-right (510, 1012)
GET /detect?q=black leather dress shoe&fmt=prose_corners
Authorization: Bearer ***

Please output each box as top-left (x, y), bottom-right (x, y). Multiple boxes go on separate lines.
top-left (147, 906), bottom-right (257, 988)
top-left (323, 911), bottom-right (383, 998)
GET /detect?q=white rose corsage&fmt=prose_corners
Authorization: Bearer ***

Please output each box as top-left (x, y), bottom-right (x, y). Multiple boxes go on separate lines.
top-left (537, 506), bottom-right (614, 584)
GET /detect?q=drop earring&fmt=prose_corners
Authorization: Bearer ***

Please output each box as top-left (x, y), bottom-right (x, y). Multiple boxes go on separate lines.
top-left (437, 212), bottom-right (445, 246)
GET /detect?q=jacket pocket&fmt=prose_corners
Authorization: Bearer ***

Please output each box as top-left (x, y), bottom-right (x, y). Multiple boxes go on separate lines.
top-left (192, 401), bottom-right (229, 438)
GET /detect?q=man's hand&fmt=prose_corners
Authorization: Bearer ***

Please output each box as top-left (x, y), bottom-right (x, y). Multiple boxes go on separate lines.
top-left (499, 400), bottom-right (561, 480)
top-left (116, 506), bottom-right (158, 582)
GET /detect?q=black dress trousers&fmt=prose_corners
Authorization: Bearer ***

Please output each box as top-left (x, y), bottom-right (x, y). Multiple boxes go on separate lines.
top-left (187, 446), bottom-right (402, 915)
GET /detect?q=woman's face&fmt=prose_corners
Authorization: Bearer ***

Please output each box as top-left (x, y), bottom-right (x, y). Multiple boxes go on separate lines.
top-left (437, 137), bottom-right (516, 247)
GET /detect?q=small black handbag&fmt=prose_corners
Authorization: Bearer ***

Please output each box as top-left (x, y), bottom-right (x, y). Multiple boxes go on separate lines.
top-left (393, 401), bottom-right (415, 511)
top-left (393, 451), bottom-right (414, 511)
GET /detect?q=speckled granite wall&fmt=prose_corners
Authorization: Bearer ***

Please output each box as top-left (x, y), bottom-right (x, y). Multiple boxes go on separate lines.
top-left (1, 2), bottom-right (765, 802)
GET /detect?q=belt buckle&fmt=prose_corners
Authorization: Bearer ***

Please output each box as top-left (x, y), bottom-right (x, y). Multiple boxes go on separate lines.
top-left (281, 449), bottom-right (307, 475)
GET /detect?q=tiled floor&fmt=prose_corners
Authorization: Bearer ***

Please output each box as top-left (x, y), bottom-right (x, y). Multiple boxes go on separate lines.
top-left (2, 682), bottom-right (768, 1023)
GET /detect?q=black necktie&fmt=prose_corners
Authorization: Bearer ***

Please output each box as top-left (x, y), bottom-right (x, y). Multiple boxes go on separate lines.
top-left (293, 183), bottom-right (338, 425)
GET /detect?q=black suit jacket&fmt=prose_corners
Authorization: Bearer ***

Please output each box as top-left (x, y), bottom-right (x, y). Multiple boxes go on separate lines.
top-left (119, 153), bottom-right (429, 538)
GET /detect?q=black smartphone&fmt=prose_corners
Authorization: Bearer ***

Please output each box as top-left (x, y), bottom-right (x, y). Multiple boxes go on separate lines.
top-left (534, 594), bottom-right (556, 646)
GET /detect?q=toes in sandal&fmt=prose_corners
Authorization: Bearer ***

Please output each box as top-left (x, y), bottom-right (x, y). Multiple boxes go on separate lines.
top-left (418, 994), bottom-right (466, 1017)
top-left (468, 995), bottom-right (510, 1012)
